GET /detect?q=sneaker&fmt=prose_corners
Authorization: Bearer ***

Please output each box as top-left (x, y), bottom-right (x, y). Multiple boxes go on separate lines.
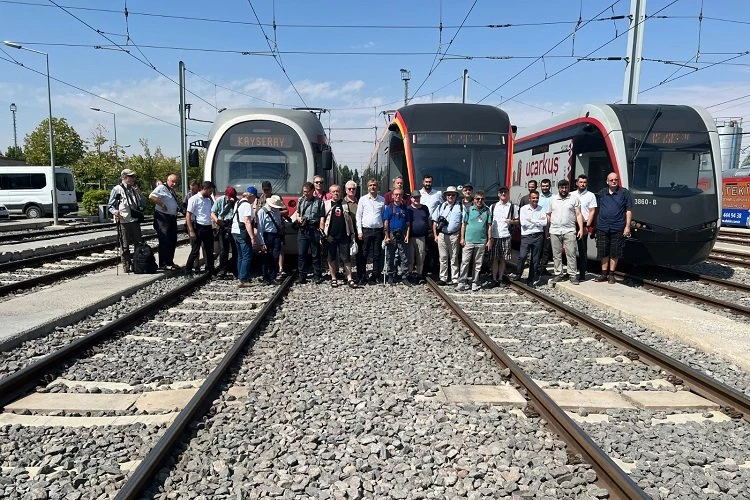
top-left (313, 276), bottom-right (324, 285)
top-left (550, 274), bottom-right (567, 283)
top-left (296, 276), bottom-right (307, 284)
top-left (436, 280), bottom-right (447, 286)
top-left (238, 281), bottom-right (252, 288)
top-left (471, 282), bottom-right (481, 292)
top-left (387, 276), bottom-right (396, 285)
top-left (455, 283), bottom-right (470, 291)
top-left (595, 274), bottom-right (608, 282)
top-left (532, 279), bottom-right (542, 287)
top-left (608, 273), bottom-right (616, 284)
top-left (570, 278), bottom-right (580, 285)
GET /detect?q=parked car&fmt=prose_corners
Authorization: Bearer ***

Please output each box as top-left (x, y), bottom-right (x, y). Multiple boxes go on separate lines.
top-left (0, 203), bottom-right (10, 221)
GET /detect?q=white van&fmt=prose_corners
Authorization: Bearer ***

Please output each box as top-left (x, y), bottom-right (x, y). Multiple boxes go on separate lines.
top-left (0, 166), bottom-right (78, 218)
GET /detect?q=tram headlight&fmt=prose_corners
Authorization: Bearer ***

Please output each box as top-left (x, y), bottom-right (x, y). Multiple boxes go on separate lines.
top-left (704, 221), bottom-right (717, 229)
top-left (630, 221), bottom-right (649, 230)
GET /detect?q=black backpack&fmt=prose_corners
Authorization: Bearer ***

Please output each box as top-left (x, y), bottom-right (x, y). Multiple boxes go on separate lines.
top-left (133, 243), bottom-right (158, 274)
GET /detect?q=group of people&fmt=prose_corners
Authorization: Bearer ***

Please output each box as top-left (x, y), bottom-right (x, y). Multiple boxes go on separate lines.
top-left (109, 168), bottom-right (633, 291)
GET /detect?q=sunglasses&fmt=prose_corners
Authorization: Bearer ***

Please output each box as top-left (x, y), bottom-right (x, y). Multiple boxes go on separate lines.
top-left (608, 178), bottom-right (619, 182)
top-left (474, 197), bottom-right (485, 201)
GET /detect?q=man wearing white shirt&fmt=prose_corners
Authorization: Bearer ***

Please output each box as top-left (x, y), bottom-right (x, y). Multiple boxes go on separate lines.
top-left (547, 179), bottom-right (584, 284)
top-left (489, 187), bottom-right (516, 286)
top-left (535, 178), bottom-right (554, 277)
top-left (572, 174), bottom-right (598, 282)
top-left (356, 179), bottom-right (385, 285)
top-left (185, 181), bottom-right (216, 275)
top-left (517, 191), bottom-right (547, 287)
top-left (149, 173), bottom-right (181, 270)
top-left (419, 174), bottom-right (443, 277)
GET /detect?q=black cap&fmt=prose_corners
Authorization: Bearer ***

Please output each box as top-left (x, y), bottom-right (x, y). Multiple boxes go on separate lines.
top-left (463, 183), bottom-right (473, 190)
top-left (261, 181), bottom-right (272, 190)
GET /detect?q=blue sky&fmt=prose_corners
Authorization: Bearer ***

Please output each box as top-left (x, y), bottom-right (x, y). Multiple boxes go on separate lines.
top-left (1, 0), bottom-right (750, 171)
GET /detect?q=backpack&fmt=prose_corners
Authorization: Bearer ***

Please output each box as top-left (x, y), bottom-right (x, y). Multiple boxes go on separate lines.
top-left (133, 243), bottom-right (158, 274)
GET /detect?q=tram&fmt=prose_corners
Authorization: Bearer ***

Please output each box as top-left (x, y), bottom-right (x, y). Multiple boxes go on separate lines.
top-left (721, 169), bottom-right (750, 227)
top-left (367, 103), bottom-right (513, 200)
top-left (513, 104), bottom-right (722, 265)
top-left (189, 107), bottom-right (336, 252)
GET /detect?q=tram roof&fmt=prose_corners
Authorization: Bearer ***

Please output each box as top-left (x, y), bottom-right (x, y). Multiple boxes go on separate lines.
top-left (208, 107), bottom-right (327, 139)
top-left (393, 103), bottom-right (510, 133)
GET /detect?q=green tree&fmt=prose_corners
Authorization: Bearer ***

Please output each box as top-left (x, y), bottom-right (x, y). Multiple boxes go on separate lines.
top-left (71, 126), bottom-right (119, 192)
top-left (124, 139), bottom-right (181, 191)
top-left (339, 164), bottom-right (354, 184)
top-left (742, 153), bottom-right (750, 167)
top-left (5, 145), bottom-right (25, 160)
top-left (23, 117), bottom-right (84, 166)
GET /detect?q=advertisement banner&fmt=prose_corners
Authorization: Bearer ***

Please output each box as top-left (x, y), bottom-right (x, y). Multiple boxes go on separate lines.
top-left (722, 177), bottom-right (750, 227)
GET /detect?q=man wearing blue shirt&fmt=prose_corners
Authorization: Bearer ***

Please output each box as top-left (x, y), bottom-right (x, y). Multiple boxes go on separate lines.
top-left (383, 188), bottom-right (411, 284)
top-left (595, 172), bottom-right (633, 283)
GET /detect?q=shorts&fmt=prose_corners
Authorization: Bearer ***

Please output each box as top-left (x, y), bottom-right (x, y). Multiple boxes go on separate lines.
top-left (491, 237), bottom-right (512, 262)
top-left (596, 230), bottom-right (625, 260)
top-left (326, 237), bottom-right (351, 264)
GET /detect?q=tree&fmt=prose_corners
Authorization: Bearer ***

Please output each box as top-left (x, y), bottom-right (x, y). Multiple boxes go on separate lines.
top-left (742, 153), bottom-right (750, 167)
top-left (23, 117), bottom-right (84, 166)
top-left (124, 139), bottom-right (181, 191)
top-left (4, 145), bottom-right (25, 160)
top-left (339, 164), bottom-right (354, 184)
top-left (71, 126), bottom-right (118, 192)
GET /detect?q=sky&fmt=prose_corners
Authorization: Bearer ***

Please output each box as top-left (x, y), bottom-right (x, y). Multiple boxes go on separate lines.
top-left (1, 0), bottom-right (750, 172)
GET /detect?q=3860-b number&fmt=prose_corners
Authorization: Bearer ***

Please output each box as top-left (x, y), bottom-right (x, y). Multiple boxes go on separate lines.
top-left (634, 198), bottom-right (656, 206)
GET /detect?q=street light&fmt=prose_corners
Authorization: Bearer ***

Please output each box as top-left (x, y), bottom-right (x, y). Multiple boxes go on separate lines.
top-left (90, 107), bottom-right (118, 163)
top-left (4, 40), bottom-right (58, 225)
top-left (400, 68), bottom-right (411, 107)
top-left (9, 103), bottom-right (18, 149)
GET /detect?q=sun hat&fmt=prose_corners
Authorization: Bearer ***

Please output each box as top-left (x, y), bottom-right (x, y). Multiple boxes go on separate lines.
top-left (266, 194), bottom-right (285, 209)
top-left (444, 186), bottom-right (458, 195)
top-left (121, 169), bottom-right (136, 178)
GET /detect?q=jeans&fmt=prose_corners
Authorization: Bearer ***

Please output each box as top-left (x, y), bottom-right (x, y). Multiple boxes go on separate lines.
top-left (297, 226), bottom-right (322, 278)
top-left (550, 231), bottom-right (578, 277)
top-left (234, 232), bottom-right (253, 281)
top-left (386, 236), bottom-right (408, 276)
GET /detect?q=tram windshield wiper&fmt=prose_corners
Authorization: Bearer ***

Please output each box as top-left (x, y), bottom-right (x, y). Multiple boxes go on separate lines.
top-left (631, 106), bottom-right (663, 164)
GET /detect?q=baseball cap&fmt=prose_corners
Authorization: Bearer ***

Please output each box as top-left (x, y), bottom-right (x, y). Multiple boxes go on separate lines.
top-left (245, 186), bottom-right (258, 196)
top-left (121, 168), bottom-right (136, 177)
top-left (411, 190), bottom-right (421, 197)
top-left (261, 181), bottom-right (272, 190)
top-left (224, 186), bottom-right (237, 199)
top-left (463, 183), bottom-right (473, 190)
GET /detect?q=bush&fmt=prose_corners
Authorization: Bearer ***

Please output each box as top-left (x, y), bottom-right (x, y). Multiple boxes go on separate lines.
top-left (81, 189), bottom-right (110, 215)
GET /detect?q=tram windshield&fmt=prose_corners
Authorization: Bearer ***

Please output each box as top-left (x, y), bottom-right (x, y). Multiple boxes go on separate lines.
top-left (212, 120), bottom-right (306, 194)
top-left (613, 105), bottom-right (716, 197)
top-left (410, 133), bottom-right (507, 193)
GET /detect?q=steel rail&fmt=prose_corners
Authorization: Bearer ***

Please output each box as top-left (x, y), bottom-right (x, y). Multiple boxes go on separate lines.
top-left (0, 221), bottom-right (127, 243)
top-left (0, 273), bottom-right (210, 408)
top-left (707, 251), bottom-right (750, 269)
top-left (0, 256), bottom-right (120, 296)
top-left (615, 271), bottom-right (750, 317)
top-left (716, 236), bottom-right (750, 247)
top-left (427, 278), bottom-right (648, 500)
top-left (115, 275), bottom-right (293, 500)
top-left (0, 233), bottom-right (157, 272)
top-left (654, 266), bottom-right (750, 293)
top-left (515, 281), bottom-right (750, 421)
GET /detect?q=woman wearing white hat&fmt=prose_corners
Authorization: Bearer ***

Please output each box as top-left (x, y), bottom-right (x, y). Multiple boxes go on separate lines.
top-left (256, 194), bottom-right (286, 284)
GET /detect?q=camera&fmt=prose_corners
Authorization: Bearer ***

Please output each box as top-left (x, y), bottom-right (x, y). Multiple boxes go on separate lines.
top-left (435, 216), bottom-right (448, 234)
top-left (392, 229), bottom-right (404, 241)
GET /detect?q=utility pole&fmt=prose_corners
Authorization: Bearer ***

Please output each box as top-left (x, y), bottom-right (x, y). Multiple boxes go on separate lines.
top-left (10, 103), bottom-right (17, 149)
top-left (462, 69), bottom-right (469, 103)
top-left (400, 68), bottom-right (411, 106)
top-left (622, 0), bottom-right (646, 104)
top-left (179, 61), bottom-right (188, 197)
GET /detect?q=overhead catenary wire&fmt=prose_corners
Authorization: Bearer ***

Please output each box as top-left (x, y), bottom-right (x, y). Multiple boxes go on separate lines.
top-left (46, 0), bottom-right (217, 111)
top-left (245, 0), bottom-right (308, 108)
top-left (0, 54), bottom-right (205, 136)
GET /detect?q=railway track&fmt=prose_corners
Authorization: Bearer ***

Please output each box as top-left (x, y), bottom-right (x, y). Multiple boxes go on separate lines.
top-left (614, 268), bottom-right (750, 318)
top-left (0, 273), bottom-right (292, 498)
top-left (708, 248), bottom-right (750, 268)
top-left (0, 218), bottom-right (157, 245)
top-left (427, 277), bottom-right (750, 497)
top-left (0, 235), bottom-right (170, 298)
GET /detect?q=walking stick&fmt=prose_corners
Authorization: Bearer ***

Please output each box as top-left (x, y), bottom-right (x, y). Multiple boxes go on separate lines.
top-left (115, 216), bottom-right (123, 276)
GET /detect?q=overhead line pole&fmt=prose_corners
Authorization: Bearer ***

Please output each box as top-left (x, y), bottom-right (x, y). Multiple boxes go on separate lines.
top-left (622, 0), bottom-right (647, 104)
top-left (179, 61), bottom-right (188, 197)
